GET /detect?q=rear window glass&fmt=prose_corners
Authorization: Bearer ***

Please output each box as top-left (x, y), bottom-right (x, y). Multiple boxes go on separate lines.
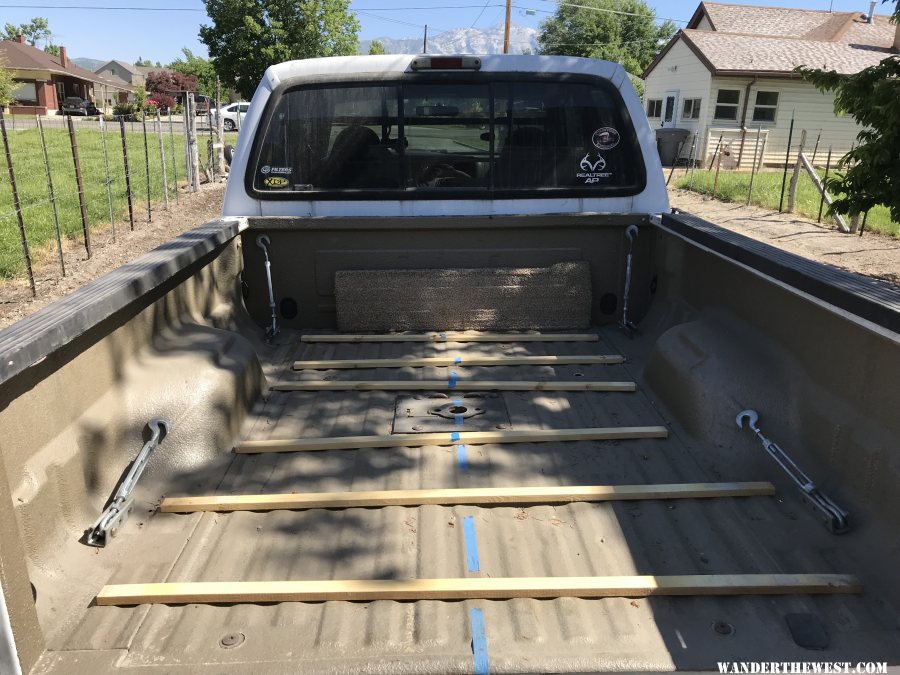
top-left (250, 78), bottom-right (644, 196)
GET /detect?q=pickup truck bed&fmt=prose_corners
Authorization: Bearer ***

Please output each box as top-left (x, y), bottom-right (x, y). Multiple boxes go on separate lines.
top-left (31, 316), bottom-right (900, 673)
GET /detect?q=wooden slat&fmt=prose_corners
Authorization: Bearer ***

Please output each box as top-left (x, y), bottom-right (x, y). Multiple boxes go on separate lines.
top-left (271, 380), bottom-right (636, 392)
top-left (160, 482), bottom-right (775, 513)
top-left (96, 573), bottom-right (862, 605)
top-left (236, 425), bottom-right (669, 453)
top-left (293, 355), bottom-right (625, 370)
top-left (300, 333), bottom-right (599, 343)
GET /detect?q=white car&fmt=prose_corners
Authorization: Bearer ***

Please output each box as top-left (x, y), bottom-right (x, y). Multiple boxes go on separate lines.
top-left (212, 101), bottom-right (251, 131)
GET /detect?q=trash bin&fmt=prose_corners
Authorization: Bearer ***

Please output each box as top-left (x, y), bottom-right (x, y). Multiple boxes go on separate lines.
top-left (655, 128), bottom-right (691, 166)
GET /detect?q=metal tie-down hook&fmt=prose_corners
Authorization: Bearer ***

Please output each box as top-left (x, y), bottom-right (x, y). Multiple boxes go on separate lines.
top-left (256, 234), bottom-right (279, 339)
top-left (736, 409), bottom-right (849, 533)
top-left (619, 224), bottom-right (639, 335)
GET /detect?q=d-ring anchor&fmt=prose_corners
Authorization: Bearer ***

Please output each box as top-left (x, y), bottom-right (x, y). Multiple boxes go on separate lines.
top-left (736, 408), bottom-right (849, 534)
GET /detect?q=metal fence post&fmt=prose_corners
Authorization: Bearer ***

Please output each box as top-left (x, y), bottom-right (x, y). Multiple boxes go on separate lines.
top-left (67, 115), bottom-right (92, 258)
top-left (817, 147), bottom-right (832, 223)
top-left (0, 110), bottom-right (36, 296)
top-left (787, 129), bottom-right (807, 213)
top-left (156, 110), bottom-right (169, 210)
top-left (141, 115), bottom-right (152, 221)
top-left (119, 116), bottom-right (136, 230)
top-left (747, 125), bottom-right (762, 206)
top-left (169, 109), bottom-right (179, 204)
top-left (37, 115), bottom-right (65, 275)
top-left (778, 110), bottom-right (795, 213)
top-left (99, 117), bottom-right (116, 241)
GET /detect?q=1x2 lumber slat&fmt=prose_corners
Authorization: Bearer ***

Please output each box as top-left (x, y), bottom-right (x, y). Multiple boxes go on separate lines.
top-left (160, 481), bottom-right (775, 513)
top-left (96, 573), bottom-right (862, 605)
top-left (300, 333), bottom-right (600, 343)
top-left (271, 380), bottom-right (636, 392)
top-left (293, 355), bottom-right (625, 370)
top-left (236, 425), bottom-right (669, 453)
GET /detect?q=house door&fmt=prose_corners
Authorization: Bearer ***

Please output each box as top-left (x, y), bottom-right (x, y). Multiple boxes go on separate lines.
top-left (662, 90), bottom-right (679, 128)
top-left (55, 82), bottom-right (65, 109)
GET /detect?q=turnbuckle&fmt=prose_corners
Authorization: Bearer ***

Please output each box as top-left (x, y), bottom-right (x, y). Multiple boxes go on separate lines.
top-left (736, 409), bottom-right (849, 534)
top-left (86, 417), bottom-right (171, 547)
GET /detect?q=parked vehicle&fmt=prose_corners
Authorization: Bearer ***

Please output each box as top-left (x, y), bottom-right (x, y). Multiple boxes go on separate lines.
top-left (61, 96), bottom-right (99, 116)
top-left (194, 94), bottom-right (211, 116)
top-left (212, 100), bottom-right (250, 130)
top-left (0, 54), bottom-right (898, 674)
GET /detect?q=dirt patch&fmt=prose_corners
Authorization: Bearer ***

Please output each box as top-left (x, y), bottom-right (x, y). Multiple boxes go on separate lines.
top-left (0, 182), bottom-right (226, 331)
top-left (669, 188), bottom-right (900, 287)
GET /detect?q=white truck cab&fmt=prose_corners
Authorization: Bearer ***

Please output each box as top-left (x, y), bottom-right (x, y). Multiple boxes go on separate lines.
top-left (223, 54), bottom-right (668, 217)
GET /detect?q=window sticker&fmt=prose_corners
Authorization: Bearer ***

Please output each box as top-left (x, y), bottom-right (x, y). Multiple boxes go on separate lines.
top-left (576, 153), bottom-right (612, 183)
top-left (260, 165), bottom-right (293, 175)
top-left (592, 127), bottom-right (620, 150)
top-left (263, 176), bottom-right (290, 188)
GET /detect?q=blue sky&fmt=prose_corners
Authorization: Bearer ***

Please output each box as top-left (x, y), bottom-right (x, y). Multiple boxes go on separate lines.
top-left (0, 0), bottom-right (889, 65)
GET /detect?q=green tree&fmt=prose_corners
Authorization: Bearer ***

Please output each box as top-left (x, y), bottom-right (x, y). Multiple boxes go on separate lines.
top-left (0, 58), bottom-right (14, 106)
top-left (44, 44), bottom-right (60, 56)
top-left (3, 17), bottom-right (51, 46)
top-left (797, 1), bottom-right (899, 223)
top-left (169, 48), bottom-right (217, 97)
top-left (537, 0), bottom-right (674, 76)
top-left (368, 39), bottom-right (386, 55)
top-left (200, 0), bottom-right (360, 98)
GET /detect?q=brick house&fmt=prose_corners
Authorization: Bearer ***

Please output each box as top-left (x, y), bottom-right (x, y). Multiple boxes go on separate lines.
top-left (1, 36), bottom-right (133, 115)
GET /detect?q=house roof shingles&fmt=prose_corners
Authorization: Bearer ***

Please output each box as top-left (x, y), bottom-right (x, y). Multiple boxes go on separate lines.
top-left (96, 59), bottom-right (141, 76)
top-left (646, 2), bottom-right (898, 78)
top-left (0, 39), bottom-right (134, 90)
top-left (683, 28), bottom-right (894, 75)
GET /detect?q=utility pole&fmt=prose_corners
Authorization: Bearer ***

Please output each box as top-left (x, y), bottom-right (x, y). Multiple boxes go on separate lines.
top-left (423, 25), bottom-right (428, 53)
top-left (503, 0), bottom-right (512, 54)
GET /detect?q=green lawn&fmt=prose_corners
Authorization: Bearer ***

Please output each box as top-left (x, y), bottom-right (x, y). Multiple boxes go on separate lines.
top-left (674, 168), bottom-right (899, 238)
top-left (0, 126), bottom-right (240, 279)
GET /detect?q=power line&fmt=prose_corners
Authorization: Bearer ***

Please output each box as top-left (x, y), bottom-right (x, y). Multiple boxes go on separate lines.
top-left (470, 0), bottom-right (493, 28)
top-left (0, 3), bottom-right (205, 10)
top-left (538, 1), bottom-right (688, 24)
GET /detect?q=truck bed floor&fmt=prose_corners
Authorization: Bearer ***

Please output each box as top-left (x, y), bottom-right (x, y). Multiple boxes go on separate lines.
top-left (36, 328), bottom-right (900, 674)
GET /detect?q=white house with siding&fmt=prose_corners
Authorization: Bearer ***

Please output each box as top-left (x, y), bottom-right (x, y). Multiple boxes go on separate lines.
top-left (642, 2), bottom-right (899, 168)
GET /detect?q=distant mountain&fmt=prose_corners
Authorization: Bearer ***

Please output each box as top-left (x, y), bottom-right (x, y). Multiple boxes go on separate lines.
top-left (72, 57), bottom-right (107, 72)
top-left (360, 23), bottom-right (539, 56)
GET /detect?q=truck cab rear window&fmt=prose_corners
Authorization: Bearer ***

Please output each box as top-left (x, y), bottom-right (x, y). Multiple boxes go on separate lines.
top-left (251, 78), bottom-right (644, 196)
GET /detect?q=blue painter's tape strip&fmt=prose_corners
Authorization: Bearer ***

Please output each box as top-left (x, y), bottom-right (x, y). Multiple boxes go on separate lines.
top-left (453, 399), bottom-right (462, 406)
top-left (455, 414), bottom-right (464, 426)
top-left (453, 356), bottom-right (462, 364)
top-left (448, 371), bottom-right (459, 388)
top-left (450, 432), bottom-right (461, 442)
top-left (470, 608), bottom-right (489, 675)
top-left (439, 332), bottom-right (447, 339)
top-left (463, 516), bottom-right (480, 572)
top-left (457, 444), bottom-right (468, 470)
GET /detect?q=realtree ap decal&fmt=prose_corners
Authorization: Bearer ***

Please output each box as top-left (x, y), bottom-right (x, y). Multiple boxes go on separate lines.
top-left (577, 153), bottom-right (612, 183)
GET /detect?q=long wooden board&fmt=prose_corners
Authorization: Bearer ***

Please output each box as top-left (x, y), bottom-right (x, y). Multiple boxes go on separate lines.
top-left (96, 573), bottom-right (862, 605)
top-left (293, 355), bottom-right (625, 370)
top-left (235, 426), bottom-right (669, 453)
top-left (160, 482), bottom-right (775, 513)
top-left (271, 380), bottom-right (636, 392)
top-left (300, 333), bottom-right (600, 343)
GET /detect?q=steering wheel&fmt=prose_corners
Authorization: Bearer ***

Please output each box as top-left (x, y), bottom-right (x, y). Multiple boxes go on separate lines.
top-left (418, 163), bottom-right (472, 187)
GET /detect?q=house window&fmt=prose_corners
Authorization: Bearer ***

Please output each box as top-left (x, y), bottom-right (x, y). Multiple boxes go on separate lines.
top-left (646, 99), bottom-right (662, 118)
top-left (682, 98), bottom-right (702, 120)
top-left (713, 89), bottom-right (740, 120)
top-left (752, 91), bottom-right (779, 122)
top-left (11, 81), bottom-right (38, 105)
